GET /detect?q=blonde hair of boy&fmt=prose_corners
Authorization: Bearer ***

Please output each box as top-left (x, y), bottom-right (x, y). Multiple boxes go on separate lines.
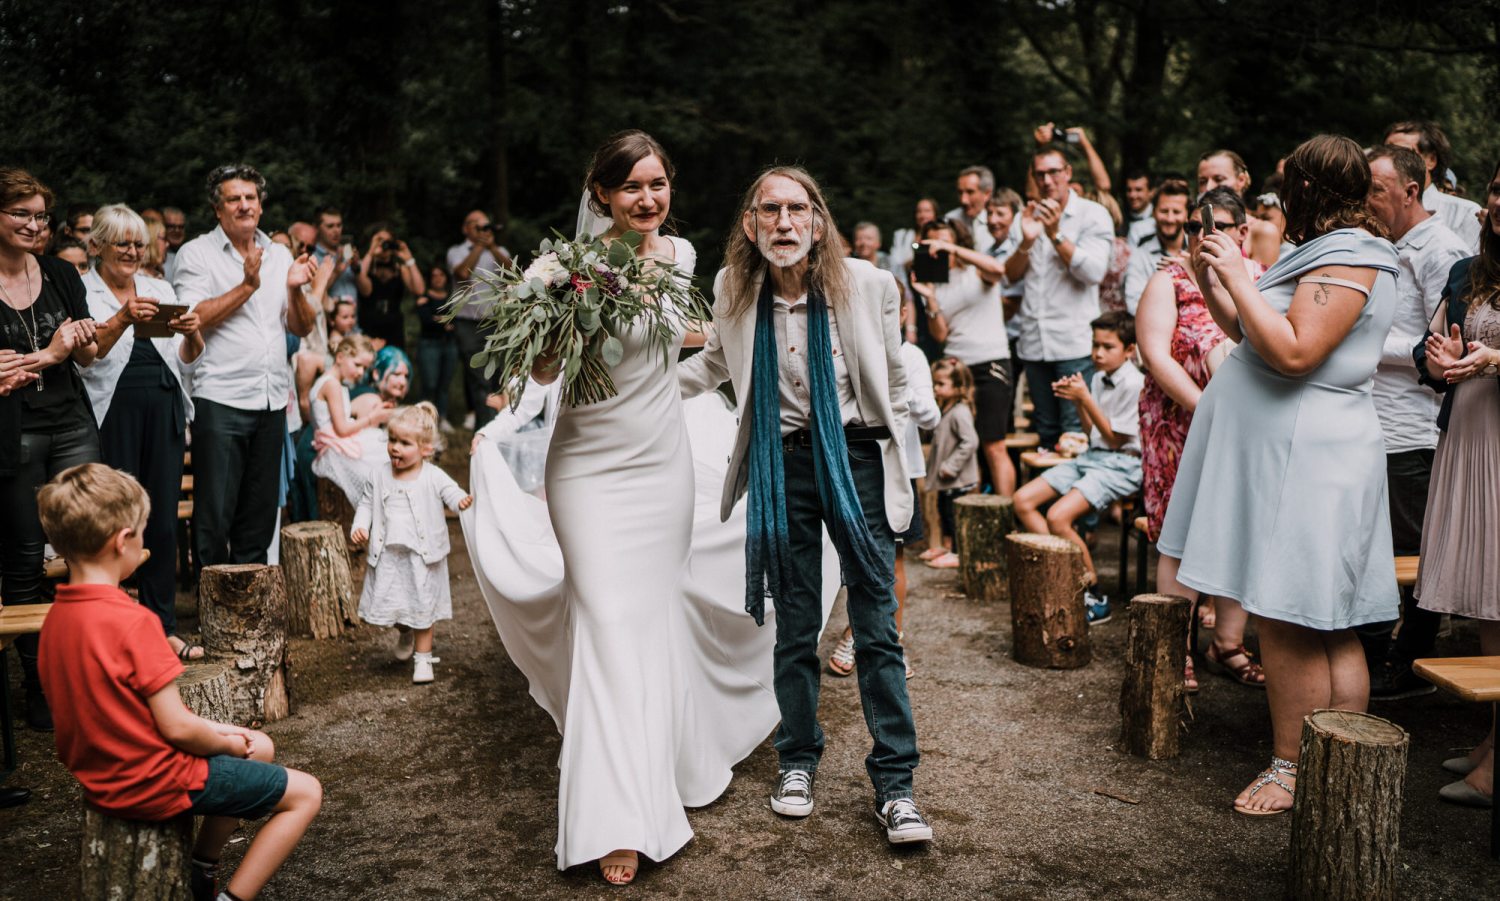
top-left (388, 401), bottom-right (444, 457)
top-left (37, 464), bottom-right (150, 561)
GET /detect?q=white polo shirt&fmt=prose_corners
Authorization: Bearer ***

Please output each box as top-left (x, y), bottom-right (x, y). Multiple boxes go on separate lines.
top-left (1373, 216), bottom-right (1471, 453)
top-left (172, 225), bottom-right (295, 411)
top-left (1422, 183), bottom-right (1482, 252)
top-left (1015, 195), bottom-right (1116, 361)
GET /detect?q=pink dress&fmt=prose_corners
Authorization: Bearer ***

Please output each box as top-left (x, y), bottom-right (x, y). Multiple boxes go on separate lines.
top-left (1138, 260), bottom-right (1260, 541)
top-left (1098, 237), bottom-right (1132, 313)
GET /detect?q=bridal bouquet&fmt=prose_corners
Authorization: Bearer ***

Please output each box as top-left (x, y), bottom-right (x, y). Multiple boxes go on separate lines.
top-left (447, 230), bottom-right (709, 409)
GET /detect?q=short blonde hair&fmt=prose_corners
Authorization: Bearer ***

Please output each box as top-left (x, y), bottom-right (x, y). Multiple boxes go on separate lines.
top-left (388, 402), bottom-right (443, 457)
top-left (37, 464), bottom-right (150, 560)
top-left (334, 333), bottom-right (375, 359)
top-left (87, 203), bottom-right (148, 257)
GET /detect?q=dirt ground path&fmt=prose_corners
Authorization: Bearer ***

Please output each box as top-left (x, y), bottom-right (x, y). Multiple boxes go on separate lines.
top-left (3, 471), bottom-right (1497, 899)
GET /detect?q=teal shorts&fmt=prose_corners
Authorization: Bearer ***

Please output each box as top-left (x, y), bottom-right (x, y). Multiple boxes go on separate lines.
top-left (186, 755), bottom-right (288, 820)
top-left (1041, 449), bottom-right (1142, 511)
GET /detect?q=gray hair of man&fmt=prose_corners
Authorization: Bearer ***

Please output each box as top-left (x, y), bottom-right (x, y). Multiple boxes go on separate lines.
top-left (204, 163), bottom-right (268, 208)
top-left (853, 220), bottom-right (881, 237)
top-left (959, 165), bottom-right (995, 193)
top-left (86, 203), bottom-right (149, 256)
top-left (720, 165), bottom-right (853, 319)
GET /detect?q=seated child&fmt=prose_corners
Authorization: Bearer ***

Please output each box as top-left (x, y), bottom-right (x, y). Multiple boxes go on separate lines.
top-left (1013, 311), bottom-right (1143, 624)
top-left (37, 464), bottom-right (322, 901)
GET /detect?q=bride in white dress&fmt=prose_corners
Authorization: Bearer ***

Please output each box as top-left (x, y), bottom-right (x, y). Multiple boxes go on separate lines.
top-left (461, 131), bottom-right (836, 884)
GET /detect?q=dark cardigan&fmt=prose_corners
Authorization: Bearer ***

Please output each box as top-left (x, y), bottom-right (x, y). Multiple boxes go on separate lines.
top-left (1412, 255), bottom-right (1500, 432)
top-left (0, 254), bottom-right (91, 475)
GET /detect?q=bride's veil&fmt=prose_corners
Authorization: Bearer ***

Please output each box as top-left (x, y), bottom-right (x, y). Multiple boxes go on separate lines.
top-left (575, 189), bottom-right (614, 241)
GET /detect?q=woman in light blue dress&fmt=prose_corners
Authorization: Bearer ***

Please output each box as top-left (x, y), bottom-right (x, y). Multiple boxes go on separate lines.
top-left (1157, 135), bottom-right (1400, 816)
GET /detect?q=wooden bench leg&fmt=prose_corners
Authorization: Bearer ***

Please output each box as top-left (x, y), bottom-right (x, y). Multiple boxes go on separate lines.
top-left (1135, 524), bottom-right (1149, 596)
top-left (1116, 501), bottom-right (1131, 599)
top-left (0, 648), bottom-right (14, 776)
top-left (1492, 701), bottom-right (1499, 860)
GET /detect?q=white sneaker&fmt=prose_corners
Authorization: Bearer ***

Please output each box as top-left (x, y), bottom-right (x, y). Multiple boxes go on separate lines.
top-left (462, 412), bottom-right (476, 430)
top-left (394, 628), bottom-right (415, 661)
top-left (877, 798), bottom-right (933, 843)
top-left (412, 652), bottom-right (435, 684)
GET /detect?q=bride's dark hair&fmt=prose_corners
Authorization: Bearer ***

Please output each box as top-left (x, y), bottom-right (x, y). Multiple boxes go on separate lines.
top-left (583, 130), bottom-right (675, 217)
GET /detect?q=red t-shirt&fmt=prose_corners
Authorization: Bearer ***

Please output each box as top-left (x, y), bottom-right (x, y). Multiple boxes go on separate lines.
top-left (38, 583), bottom-right (209, 819)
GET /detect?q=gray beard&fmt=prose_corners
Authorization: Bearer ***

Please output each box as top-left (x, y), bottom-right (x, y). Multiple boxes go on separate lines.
top-left (757, 231), bottom-right (811, 269)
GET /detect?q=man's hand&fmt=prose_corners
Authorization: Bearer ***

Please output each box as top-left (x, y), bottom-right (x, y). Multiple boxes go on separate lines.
top-left (167, 308), bottom-right (201, 336)
top-left (1051, 372), bottom-right (1088, 401)
top-left (1019, 203), bottom-right (1045, 244)
top-left (1034, 199), bottom-right (1062, 238)
top-left (1033, 123), bottom-right (1057, 146)
top-left (242, 245), bottom-right (264, 291)
top-left (475, 227), bottom-right (496, 250)
top-left (1065, 126), bottom-right (1090, 146)
top-left (396, 240), bottom-right (415, 265)
top-left (287, 253), bottom-right (317, 289)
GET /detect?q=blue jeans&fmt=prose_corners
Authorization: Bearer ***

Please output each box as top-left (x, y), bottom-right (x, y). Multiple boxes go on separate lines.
top-left (1022, 357), bottom-right (1095, 449)
top-left (774, 439), bottom-right (918, 805)
top-left (417, 335), bottom-right (458, 422)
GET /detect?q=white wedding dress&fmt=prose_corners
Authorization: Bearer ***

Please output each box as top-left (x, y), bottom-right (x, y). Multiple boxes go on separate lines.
top-left (461, 236), bottom-right (838, 870)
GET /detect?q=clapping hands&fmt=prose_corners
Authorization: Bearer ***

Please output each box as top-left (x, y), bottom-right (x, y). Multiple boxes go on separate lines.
top-left (0, 348), bottom-right (37, 395)
top-left (1427, 324), bottom-right (1498, 382)
top-left (1051, 372), bottom-right (1088, 401)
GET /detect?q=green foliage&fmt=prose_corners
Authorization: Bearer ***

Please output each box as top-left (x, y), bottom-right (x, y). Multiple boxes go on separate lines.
top-left (1, 0), bottom-right (1495, 278)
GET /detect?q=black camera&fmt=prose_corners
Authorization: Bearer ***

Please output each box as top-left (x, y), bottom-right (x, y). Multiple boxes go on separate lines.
top-left (910, 243), bottom-right (950, 284)
top-left (479, 223), bottom-right (499, 233)
top-left (1052, 126), bottom-right (1081, 145)
top-left (381, 239), bottom-right (399, 252)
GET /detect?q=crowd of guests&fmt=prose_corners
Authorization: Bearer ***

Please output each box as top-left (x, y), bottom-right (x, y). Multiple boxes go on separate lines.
top-left (0, 112), bottom-right (1496, 895)
top-left (847, 119), bottom-right (1498, 818)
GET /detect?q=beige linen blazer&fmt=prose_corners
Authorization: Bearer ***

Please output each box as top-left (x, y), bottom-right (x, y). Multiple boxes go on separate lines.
top-left (678, 258), bottom-right (913, 532)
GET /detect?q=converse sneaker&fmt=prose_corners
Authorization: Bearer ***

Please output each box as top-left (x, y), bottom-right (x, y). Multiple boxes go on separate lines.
top-left (876, 798), bottom-right (933, 844)
top-left (770, 769), bottom-right (814, 817)
top-left (394, 627), bottom-right (415, 662)
top-left (412, 652), bottom-right (436, 684)
top-left (1084, 591), bottom-right (1112, 625)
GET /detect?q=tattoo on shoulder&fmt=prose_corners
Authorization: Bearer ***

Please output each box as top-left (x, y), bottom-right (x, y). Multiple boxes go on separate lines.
top-left (1312, 284), bottom-right (1330, 306)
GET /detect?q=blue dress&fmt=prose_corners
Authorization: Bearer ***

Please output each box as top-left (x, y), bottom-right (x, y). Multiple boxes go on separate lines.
top-left (1157, 229), bottom-right (1400, 630)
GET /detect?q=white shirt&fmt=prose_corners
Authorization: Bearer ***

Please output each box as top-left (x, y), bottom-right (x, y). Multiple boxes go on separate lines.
top-left (445, 240), bottom-right (511, 321)
top-left (77, 270), bottom-right (197, 426)
top-left (1125, 207), bottom-right (1155, 246)
top-left (900, 342), bottom-right (939, 478)
top-left (1089, 360), bottom-right (1143, 454)
top-left (1422, 183), bottom-right (1482, 252)
top-left (774, 294), bottom-right (861, 435)
top-left (944, 206), bottom-right (995, 254)
top-left (1015, 195), bottom-right (1116, 361)
top-left (986, 229), bottom-right (1025, 300)
top-left (1373, 216), bottom-right (1471, 453)
top-left (1122, 235), bottom-right (1182, 314)
top-left (172, 226), bottom-right (295, 411)
top-left (935, 266), bottom-right (1009, 364)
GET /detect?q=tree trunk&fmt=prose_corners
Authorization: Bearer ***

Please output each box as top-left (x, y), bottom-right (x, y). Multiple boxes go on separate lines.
top-left (80, 807), bottom-right (193, 901)
top-left (954, 495), bottom-right (1015, 603)
top-left (199, 564), bottom-right (291, 727)
top-left (1118, 594), bottom-right (1191, 759)
top-left (316, 479), bottom-right (357, 555)
top-left (1287, 710), bottom-right (1408, 901)
top-left (1005, 533), bottom-right (1091, 669)
top-left (279, 521), bottom-right (358, 639)
top-left (173, 663), bottom-right (233, 722)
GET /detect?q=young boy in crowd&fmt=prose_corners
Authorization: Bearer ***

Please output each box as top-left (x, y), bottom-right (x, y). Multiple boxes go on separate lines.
top-left (37, 464), bottom-right (321, 901)
top-left (1013, 311), bottom-right (1143, 624)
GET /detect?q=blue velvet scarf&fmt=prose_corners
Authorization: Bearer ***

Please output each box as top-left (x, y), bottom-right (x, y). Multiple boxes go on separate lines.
top-left (744, 274), bottom-right (891, 626)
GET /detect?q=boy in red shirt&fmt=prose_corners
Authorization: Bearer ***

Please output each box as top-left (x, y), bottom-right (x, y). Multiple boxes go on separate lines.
top-left (38, 464), bottom-right (321, 901)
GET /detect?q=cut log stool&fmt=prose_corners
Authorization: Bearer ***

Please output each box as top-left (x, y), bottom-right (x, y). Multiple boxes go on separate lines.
top-left (1117, 594), bottom-right (1191, 759)
top-left (279, 521), bottom-right (358, 638)
top-left (954, 495), bottom-right (1015, 603)
top-left (174, 663), bottom-right (233, 722)
top-left (80, 807), bottom-right (193, 901)
top-left (1004, 533), bottom-right (1091, 669)
top-left (1287, 710), bottom-right (1409, 901)
top-left (199, 564), bottom-right (290, 726)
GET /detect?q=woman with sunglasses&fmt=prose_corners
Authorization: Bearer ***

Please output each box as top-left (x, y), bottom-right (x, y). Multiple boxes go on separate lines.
top-left (0, 168), bottom-right (101, 731)
top-left (1137, 187), bottom-right (1266, 693)
top-left (79, 204), bottom-right (205, 661)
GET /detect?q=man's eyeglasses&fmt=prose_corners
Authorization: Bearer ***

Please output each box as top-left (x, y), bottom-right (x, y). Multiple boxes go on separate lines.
top-left (1033, 167), bottom-right (1069, 181)
top-left (1185, 220), bottom-right (1238, 235)
top-left (4, 209), bottom-right (51, 226)
top-left (164, 223), bottom-right (186, 232)
top-left (756, 202), bottom-right (813, 224)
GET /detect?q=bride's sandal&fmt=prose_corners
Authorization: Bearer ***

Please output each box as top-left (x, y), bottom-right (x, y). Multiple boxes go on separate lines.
top-left (1234, 757), bottom-right (1297, 817)
top-left (599, 850), bottom-right (638, 885)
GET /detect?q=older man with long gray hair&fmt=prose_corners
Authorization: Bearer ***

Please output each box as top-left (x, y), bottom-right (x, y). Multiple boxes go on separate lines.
top-left (679, 166), bottom-right (931, 845)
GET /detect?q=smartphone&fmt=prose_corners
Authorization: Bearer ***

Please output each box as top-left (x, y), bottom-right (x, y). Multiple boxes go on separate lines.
top-left (1200, 204), bottom-right (1216, 235)
top-left (910, 243), bottom-right (950, 284)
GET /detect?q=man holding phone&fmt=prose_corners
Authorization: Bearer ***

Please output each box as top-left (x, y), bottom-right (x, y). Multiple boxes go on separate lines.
top-left (1003, 148), bottom-right (1115, 449)
top-left (447, 210), bottom-right (513, 429)
top-left (311, 207), bottom-right (358, 301)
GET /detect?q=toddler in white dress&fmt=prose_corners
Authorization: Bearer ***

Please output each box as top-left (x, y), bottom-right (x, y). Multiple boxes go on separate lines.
top-left (351, 402), bottom-right (472, 683)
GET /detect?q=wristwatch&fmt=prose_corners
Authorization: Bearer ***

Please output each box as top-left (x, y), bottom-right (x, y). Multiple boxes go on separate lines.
top-left (1050, 232), bottom-right (1065, 247)
top-left (402, 258), bottom-right (419, 268)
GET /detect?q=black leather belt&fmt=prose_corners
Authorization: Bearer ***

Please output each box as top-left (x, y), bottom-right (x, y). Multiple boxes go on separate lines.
top-left (782, 424), bottom-right (891, 452)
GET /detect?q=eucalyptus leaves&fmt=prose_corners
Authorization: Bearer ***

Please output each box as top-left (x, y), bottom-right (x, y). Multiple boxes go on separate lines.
top-left (446, 230), bottom-right (709, 409)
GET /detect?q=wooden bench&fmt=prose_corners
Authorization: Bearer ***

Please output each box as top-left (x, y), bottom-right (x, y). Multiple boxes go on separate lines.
top-left (1395, 555), bottom-right (1418, 588)
top-left (1412, 655), bottom-right (1500, 859)
top-left (0, 603), bottom-right (52, 777)
top-left (43, 549), bottom-right (151, 582)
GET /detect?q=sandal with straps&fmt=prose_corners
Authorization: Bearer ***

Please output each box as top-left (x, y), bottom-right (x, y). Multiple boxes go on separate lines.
top-left (599, 850), bottom-right (638, 885)
top-left (1234, 757), bottom-right (1297, 817)
top-left (827, 631), bottom-right (855, 677)
top-left (1204, 642), bottom-right (1266, 688)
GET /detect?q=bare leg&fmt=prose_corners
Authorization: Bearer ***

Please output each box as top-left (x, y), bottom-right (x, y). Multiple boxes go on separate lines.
top-left (224, 769), bottom-right (323, 899)
top-left (1044, 490), bottom-right (1097, 583)
top-left (982, 440), bottom-right (1016, 498)
top-left (413, 627), bottom-right (434, 655)
top-left (1236, 618), bottom-right (1341, 812)
top-left (1013, 478), bottom-right (1058, 536)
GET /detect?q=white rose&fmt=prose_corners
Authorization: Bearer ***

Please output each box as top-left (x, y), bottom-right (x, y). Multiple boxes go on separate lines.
top-left (522, 252), bottom-right (569, 287)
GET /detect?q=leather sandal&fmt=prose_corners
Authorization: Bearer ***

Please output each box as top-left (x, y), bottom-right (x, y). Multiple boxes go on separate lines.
top-left (1204, 642), bottom-right (1266, 688)
top-left (1183, 655), bottom-right (1199, 694)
